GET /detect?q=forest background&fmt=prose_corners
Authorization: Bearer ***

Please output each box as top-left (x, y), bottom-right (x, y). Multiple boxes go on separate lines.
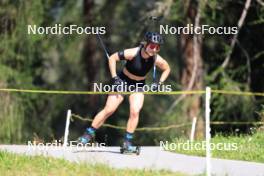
top-left (0, 0), bottom-right (263, 145)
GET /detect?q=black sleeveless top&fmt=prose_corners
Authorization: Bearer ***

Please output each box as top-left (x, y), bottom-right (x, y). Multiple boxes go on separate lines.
top-left (125, 45), bottom-right (155, 77)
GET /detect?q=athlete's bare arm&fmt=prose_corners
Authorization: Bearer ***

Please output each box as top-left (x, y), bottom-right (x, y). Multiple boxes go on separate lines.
top-left (155, 55), bottom-right (170, 83)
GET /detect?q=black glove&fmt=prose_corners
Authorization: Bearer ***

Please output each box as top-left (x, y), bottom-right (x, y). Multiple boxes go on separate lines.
top-left (112, 76), bottom-right (123, 85)
top-left (112, 76), bottom-right (125, 92)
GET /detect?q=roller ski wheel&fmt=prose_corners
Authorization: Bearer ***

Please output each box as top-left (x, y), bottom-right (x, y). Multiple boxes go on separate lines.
top-left (120, 143), bottom-right (141, 155)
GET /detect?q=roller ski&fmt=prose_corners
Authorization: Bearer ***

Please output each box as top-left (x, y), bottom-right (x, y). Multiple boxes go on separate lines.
top-left (77, 127), bottom-right (96, 145)
top-left (120, 141), bottom-right (140, 155)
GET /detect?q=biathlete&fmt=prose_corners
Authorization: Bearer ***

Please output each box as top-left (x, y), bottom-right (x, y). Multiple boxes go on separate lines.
top-left (78, 32), bottom-right (170, 154)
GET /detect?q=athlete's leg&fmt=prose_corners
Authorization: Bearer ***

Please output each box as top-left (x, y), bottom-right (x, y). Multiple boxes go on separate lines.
top-left (78, 94), bottom-right (124, 144)
top-left (122, 92), bottom-right (144, 151)
top-left (91, 94), bottom-right (124, 128)
top-left (126, 92), bottom-right (144, 133)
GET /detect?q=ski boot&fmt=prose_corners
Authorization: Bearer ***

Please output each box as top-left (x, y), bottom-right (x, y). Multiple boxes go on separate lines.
top-left (120, 140), bottom-right (140, 155)
top-left (77, 131), bottom-right (95, 145)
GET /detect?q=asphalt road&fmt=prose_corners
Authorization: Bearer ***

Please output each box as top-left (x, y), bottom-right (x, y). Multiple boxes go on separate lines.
top-left (0, 145), bottom-right (264, 176)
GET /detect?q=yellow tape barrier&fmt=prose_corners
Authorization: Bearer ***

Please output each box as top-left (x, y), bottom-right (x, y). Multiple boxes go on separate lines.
top-left (0, 88), bottom-right (204, 95)
top-left (211, 90), bottom-right (264, 97)
top-left (71, 114), bottom-right (192, 131)
top-left (210, 121), bottom-right (264, 125)
top-left (71, 114), bottom-right (264, 132)
top-left (1, 88), bottom-right (263, 131)
top-left (0, 88), bottom-right (264, 96)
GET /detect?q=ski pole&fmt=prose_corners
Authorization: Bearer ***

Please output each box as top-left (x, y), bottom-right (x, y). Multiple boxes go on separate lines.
top-left (148, 16), bottom-right (163, 82)
top-left (96, 34), bottom-right (110, 59)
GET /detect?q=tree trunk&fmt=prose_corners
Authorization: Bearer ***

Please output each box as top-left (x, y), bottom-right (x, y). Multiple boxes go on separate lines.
top-left (83, 0), bottom-right (99, 111)
top-left (180, 0), bottom-right (204, 139)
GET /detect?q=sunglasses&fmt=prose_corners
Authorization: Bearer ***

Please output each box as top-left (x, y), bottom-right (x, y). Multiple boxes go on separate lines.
top-left (147, 43), bottom-right (160, 50)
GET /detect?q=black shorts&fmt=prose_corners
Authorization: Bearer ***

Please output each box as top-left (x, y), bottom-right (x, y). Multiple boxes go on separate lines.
top-left (116, 72), bottom-right (145, 92)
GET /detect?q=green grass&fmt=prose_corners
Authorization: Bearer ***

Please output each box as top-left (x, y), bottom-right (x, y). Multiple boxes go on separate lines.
top-left (0, 151), bottom-right (190, 176)
top-left (166, 131), bottom-right (264, 163)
